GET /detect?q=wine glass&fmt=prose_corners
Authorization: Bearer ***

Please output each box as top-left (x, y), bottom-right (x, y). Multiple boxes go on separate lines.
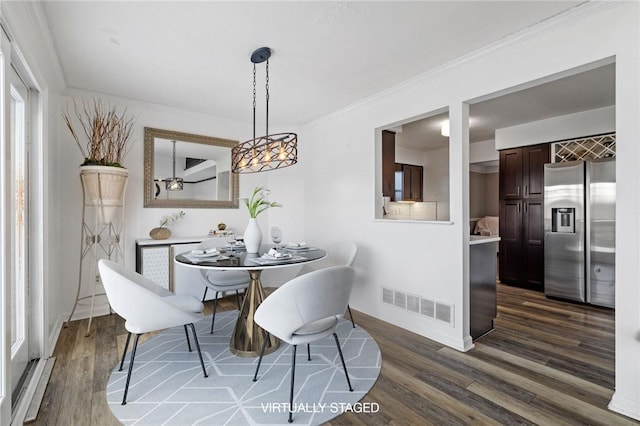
top-left (271, 227), bottom-right (282, 249)
top-left (227, 234), bottom-right (237, 251)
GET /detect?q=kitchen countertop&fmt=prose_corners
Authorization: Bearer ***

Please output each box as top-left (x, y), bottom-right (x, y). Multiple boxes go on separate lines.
top-left (469, 235), bottom-right (501, 245)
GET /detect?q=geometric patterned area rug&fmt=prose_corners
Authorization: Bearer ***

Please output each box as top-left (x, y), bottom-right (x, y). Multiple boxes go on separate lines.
top-left (107, 311), bottom-right (382, 425)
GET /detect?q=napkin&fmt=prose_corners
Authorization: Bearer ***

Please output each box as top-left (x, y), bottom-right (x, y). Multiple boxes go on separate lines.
top-left (285, 242), bottom-right (307, 248)
top-left (266, 248), bottom-right (291, 258)
top-left (191, 247), bottom-right (219, 255)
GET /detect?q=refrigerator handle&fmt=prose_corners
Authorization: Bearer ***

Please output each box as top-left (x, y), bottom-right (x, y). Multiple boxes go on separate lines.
top-left (525, 185), bottom-right (528, 196)
top-left (524, 202), bottom-right (528, 213)
top-left (518, 202), bottom-right (521, 213)
top-left (516, 186), bottom-right (520, 196)
top-left (585, 162), bottom-right (591, 302)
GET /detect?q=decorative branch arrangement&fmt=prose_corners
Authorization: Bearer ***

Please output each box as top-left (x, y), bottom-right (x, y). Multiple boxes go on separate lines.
top-left (63, 98), bottom-right (136, 167)
top-left (159, 211), bottom-right (186, 228)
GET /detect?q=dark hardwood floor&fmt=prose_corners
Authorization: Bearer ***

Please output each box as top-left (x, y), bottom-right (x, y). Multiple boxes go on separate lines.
top-left (31, 284), bottom-right (637, 425)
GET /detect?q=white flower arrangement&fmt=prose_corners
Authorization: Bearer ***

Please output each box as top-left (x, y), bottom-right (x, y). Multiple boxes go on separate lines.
top-left (159, 210), bottom-right (186, 228)
top-left (242, 186), bottom-right (281, 218)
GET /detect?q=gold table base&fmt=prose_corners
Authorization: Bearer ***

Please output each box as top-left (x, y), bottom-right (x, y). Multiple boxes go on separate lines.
top-left (230, 270), bottom-right (279, 357)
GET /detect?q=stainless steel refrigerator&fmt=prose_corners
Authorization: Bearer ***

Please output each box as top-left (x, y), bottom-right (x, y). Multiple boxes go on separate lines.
top-left (543, 158), bottom-right (615, 308)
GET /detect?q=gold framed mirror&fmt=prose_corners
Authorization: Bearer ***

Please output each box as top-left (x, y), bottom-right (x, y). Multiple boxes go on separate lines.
top-left (143, 127), bottom-right (239, 208)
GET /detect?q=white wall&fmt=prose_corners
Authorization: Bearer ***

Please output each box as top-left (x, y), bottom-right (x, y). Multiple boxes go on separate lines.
top-left (469, 172), bottom-right (499, 219)
top-left (423, 146), bottom-right (450, 220)
top-left (395, 145), bottom-right (426, 167)
top-left (301, 2), bottom-right (639, 419)
top-left (496, 105), bottom-right (615, 150)
top-left (396, 145), bottom-right (451, 220)
top-left (469, 138), bottom-right (498, 163)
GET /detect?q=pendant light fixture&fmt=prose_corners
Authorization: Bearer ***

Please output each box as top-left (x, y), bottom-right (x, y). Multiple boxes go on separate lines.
top-left (165, 140), bottom-right (184, 191)
top-left (232, 47), bottom-right (298, 173)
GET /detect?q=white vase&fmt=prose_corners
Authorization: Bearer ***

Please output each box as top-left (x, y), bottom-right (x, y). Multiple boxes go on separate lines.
top-left (244, 218), bottom-right (262, 253)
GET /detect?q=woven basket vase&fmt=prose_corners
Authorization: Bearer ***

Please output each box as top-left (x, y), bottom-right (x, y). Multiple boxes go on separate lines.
top-left (149, 227), bottom-right (171, 240)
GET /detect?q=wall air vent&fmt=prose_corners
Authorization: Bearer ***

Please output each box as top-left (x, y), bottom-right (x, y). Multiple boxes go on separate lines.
top-left (382, 288), bottom-right (454, 326)
top-left (420, 298), bottom-right (435, 318)
top-left (382, 288), bottom-right (394, 305)
top-left (394, 291), bottom-right (407, 309)
top-left (436, 302), bottom-right (454, 326)
top-left (406, 295), bottom-right (420, 313)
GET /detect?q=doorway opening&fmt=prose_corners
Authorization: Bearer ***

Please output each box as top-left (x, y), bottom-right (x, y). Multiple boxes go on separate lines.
top-left (465, 58), bottom-right (616, 400)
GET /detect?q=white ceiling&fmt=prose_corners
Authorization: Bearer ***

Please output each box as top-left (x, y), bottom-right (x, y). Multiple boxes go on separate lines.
top-left (40, 0), bottom-right (591, 130)
top-left (395, 62), bottom-right (615, 150)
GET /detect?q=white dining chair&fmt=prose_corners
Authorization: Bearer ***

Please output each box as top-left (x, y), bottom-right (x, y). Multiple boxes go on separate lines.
top-left (296, 241), bottom-right (358, 327)
top-left (98, 259), bottom-right (208, 405)
top-left (196, 239), bottom-right (250, 333)
top-left (252, 266), bottom-right (355, 423)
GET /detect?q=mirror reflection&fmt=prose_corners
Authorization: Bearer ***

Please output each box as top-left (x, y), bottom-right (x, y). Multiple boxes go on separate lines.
top-left (144, 127), bottom-right (239, 208)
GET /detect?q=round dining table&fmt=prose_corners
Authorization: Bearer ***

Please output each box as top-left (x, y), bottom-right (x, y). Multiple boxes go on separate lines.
top-left (175, 244), bottom-right (326, 357)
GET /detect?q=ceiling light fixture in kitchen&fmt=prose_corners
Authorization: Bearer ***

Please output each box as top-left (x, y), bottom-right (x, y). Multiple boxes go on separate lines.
top-left (441, 120), bottom-right (450, 137)
top-left (232, 47), bottom-right (298, 173)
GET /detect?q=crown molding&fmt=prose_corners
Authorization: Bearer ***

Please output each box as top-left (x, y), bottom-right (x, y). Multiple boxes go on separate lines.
top-left (308, 1), bottom-right (621, 127)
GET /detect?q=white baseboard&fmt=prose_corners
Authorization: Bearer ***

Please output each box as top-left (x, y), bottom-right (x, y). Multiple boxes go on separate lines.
top-left (461, 334), bottom-right (475, 352)
top-left (67, 295), bottom-right (112, 322)
top-left (47, 314), bottom-right (64, 358)
top-left (609, 392), bottom-right (640, 421)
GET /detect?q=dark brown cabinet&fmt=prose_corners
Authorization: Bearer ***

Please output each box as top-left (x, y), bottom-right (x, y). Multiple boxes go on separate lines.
top-left (499, 143), bottom-right (549, 291)
top-left (499, 149), bottom-right (523, 199)
top-left (382, 130), bottom-right (396, 198)
top-left (381, 129), bottom-right (424, 202)
top-left (500, 144), bottom-right (548, 199)
top-left (401, 163), bottom-right (423, 202)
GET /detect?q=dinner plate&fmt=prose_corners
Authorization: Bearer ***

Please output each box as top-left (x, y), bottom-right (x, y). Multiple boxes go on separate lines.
top-left (222, 244), bottom-right (246, 251)
top-left (249, 255), bottom-right (305, 265)
top-left (188, 251), bottom-right (221, 258)
top-left (262, 253), bottom-right (293, 260)
top-left (284, 245), bottom-right (309, 251)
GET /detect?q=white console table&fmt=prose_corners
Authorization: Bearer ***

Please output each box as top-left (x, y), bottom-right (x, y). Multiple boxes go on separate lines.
top-left (135, 236), bottom-right (208, 290)
top-left (135, 235), bottom-right (232, 300)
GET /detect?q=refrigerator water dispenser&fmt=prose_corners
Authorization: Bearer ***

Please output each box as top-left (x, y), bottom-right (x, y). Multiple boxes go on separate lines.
top-left (552, 208), bottom-right (575, 233)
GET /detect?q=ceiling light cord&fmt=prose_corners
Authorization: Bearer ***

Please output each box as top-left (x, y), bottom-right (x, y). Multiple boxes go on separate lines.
top-left (265, 59), bottom-right (269, 140)
top-left (253, 63), bottom-right (257, 143)
top-left (172, 140), bottom-right (177, 178)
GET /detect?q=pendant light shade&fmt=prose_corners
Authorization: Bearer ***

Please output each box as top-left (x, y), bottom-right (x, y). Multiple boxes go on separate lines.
top-left (232, 47), bottom-right (298, 173)
top-left (166, 140), bottom-right (184, 191)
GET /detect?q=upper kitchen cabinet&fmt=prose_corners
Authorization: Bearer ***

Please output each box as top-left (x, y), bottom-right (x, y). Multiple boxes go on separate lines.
top-left (382, 130), bottom-right (396, 198)
top-left (522, 144), bottom-right (549, 198)
top-left (399, 163), bottom-right (424, 202)
top-left (499, 144), bottom-right (549, 199)
top-left (499, 149), bottom-right (523, 198)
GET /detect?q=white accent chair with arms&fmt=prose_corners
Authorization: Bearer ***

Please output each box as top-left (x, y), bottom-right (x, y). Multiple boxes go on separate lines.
top-left (196, 239), bottom-right (250, 333)
top-left (252, 266), bottom-right (355, 423)
top-left (98, 259), bottom-right (208, 405)
top-left (296, 241), bottom-right (358, 327)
